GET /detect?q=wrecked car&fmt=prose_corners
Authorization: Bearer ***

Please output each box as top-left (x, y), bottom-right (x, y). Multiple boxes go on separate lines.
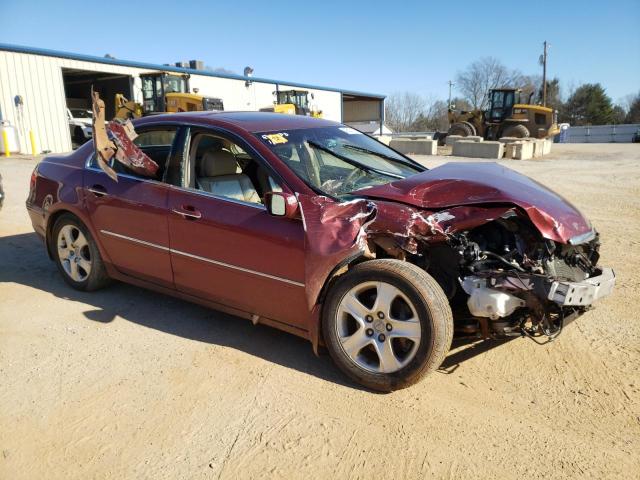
top-left (26, 108), bottom-right (615, 391)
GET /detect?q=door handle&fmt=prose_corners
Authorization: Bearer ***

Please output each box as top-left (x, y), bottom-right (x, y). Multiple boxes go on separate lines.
top-left (172, 206), bottom-right (202, 220)
top-left (88, 184), bottom-right (108, 197)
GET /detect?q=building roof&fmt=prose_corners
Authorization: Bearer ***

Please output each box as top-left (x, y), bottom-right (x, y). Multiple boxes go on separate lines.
top-left (0, 43), bottom-right (385, 100)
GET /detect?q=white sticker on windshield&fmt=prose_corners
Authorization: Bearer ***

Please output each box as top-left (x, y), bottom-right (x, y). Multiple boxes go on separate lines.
top-left (339, 127), bottom-right (361, 135)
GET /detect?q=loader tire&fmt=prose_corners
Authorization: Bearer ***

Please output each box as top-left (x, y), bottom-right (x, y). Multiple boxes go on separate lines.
top-left (448, 122), bottom-right (474, 137)
top-left (502, 124), bottom-right (530, 138)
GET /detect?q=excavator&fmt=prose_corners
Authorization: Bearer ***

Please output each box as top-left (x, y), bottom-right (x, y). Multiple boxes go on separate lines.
top-left (448, 88), bottom-right (559, 140)
top-left (261, 89), bottom-right (322, 117)
top-left (115, 72), bottom-right (224, 120)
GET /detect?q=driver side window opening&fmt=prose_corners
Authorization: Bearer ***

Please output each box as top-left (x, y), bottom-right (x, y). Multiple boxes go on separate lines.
top-left (186, 133), bottom-right (282, 206)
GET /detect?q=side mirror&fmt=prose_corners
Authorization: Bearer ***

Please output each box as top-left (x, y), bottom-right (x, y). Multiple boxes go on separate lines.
top-left (265, 191), bottom-right (298, 219)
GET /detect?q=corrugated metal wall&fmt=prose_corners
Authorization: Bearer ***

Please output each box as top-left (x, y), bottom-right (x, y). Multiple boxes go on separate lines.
top-left (0, 51), bottom-right (151, 153)
top-left (0, 50), bottom-right (345, 154)
top-left (564, 124), bottom-right (640, 143)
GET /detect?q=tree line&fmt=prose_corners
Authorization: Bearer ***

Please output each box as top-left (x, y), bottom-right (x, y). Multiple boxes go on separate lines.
top-left (385, 57), bottom-right (640, 132)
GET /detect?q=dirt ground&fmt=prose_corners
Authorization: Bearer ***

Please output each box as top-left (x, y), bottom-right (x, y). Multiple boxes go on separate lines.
top-left (1, 143), bottom-right (639, 479)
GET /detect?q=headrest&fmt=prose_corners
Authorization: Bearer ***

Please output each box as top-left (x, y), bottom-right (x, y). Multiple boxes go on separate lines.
top-left (200, 150), bottom-right (238, 176)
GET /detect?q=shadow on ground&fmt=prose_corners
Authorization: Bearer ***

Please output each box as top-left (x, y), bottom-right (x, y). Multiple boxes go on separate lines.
top-left (0, 232), bottom-right (510, 388)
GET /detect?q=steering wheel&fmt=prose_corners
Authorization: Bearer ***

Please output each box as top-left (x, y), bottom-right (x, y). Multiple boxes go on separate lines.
top-left (341, 168), bottom-right (367, 192)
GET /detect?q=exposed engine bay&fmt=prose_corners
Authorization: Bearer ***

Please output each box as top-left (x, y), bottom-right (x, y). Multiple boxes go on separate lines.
top-left (418, 212), bottom-right (615, 343)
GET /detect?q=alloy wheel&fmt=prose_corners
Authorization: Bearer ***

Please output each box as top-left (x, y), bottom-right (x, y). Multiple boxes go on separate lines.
top-left (57, 225), bottom-right (92, 282)
top-left (335, 281), bottom-right (421, 374)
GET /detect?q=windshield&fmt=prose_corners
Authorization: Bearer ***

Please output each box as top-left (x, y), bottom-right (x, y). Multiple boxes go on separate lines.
top-left (164, 75), bottom-right (186, 94)
top-left (278, 91), bottom-right (308, 108)
top-left (256, 126), bottom-right (423, 197)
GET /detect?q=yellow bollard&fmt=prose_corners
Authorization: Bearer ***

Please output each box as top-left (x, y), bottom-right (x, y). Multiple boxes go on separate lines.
top-left (29, 130), bottom-right (37, 155)
top-left (2, 129), bottom-right (10, 158)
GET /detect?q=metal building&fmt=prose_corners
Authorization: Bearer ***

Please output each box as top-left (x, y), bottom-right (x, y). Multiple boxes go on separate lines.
top-left (0, 43), bottom-right (385, 154)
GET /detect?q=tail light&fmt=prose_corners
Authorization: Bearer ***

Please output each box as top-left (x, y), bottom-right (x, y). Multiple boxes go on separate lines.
top-left (28, 165), bottom-right (38, 203)
top-left (30, 166), bottom-right (37, 192)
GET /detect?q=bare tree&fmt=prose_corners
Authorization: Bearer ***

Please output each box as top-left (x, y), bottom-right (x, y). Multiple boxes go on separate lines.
top-left (455, 57), bottom-right (532, 110)
top-left (384, 92), bottom-right (427, 132)
top-left (411, 98), bottom-right (455, 131)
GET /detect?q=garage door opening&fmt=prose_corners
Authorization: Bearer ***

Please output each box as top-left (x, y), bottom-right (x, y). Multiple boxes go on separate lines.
top-left (62, 68), bottom-right (133, 145)
top-left (342, 94), bottom-right (386, 135)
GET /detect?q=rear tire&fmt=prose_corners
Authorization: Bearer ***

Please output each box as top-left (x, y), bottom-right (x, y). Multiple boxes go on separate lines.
top-left (448, 122), bottom-right (474, 137)
top-left (322, 259), bottom-right (453, 392)
top-left (502, 124), bottom-right (530, 138)
top-left (52, 213), bottom-right (111, 291)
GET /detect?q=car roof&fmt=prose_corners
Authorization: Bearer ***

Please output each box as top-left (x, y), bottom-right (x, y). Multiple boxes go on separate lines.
top-left (134, 111), bottom-right (341, 133)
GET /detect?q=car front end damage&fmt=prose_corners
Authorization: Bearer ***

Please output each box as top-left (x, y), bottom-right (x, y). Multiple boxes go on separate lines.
top-left (449, 215), bottom-right (615, 341)
top-left (326, 162), bottom-right (617, 344)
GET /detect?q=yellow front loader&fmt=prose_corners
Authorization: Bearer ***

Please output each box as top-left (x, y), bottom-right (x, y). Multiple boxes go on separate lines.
top-left (262, 89), bottom-right (322, 118)
top-left (115, 72), bottom-right (224, 120)
top-left (448, 88), bottom-right (559, 140)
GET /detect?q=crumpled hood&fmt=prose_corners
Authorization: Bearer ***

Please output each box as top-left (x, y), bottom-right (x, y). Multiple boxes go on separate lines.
top-left (352, 162), bottom-right (592, 244)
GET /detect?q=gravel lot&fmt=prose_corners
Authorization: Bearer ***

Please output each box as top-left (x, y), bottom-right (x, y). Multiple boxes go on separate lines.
top-left (1, 143), bottom-right (639, 479)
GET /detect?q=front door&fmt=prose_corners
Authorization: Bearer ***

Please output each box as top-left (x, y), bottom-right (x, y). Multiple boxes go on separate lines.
top-left (167, 130), bottom-right (308, 329)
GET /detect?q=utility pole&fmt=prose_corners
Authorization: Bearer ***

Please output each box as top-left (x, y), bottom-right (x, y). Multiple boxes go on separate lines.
top-left (448, 80), bottom-right (454, 110)
top-left (541, 41), bottom-right (548, 106)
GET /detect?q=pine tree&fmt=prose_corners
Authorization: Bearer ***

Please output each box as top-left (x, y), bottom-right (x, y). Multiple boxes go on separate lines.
top-left (563, 84), bottom-right (614, 125)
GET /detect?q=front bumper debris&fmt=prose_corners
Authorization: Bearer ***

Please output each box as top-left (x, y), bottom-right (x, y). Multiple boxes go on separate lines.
top-left (546, 268), bottom-right (615, 307)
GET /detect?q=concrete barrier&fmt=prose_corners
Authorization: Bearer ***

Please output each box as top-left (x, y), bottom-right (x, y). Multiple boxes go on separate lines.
top-left (531, 140), bottom-right (544, 158)
top-left (505, 141), bottom-right (534, 160)
top-left (375, 135), bottom-right (392, 146)
top-left (499, 137), bottom-right (521, 144)
top-left (542, 139), bottom-right (552, 155)
top-left (504, 142), bottom-right (519, 159)
top-left (445, 135), bottom-right (463, 146)
top-left (390, 139), bottom-right (437, 155)
top-left (446, 135), bottom-right (483, 145)
top-left (452, 140), bottom-right (504, 159)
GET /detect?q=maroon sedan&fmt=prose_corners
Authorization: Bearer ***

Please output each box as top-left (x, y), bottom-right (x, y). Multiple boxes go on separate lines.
top-left (27, 112), bottom-right (614, 391)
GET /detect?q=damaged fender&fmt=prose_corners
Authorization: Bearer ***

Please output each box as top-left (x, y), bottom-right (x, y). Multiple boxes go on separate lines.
top-left (368, 201), bottom-right (514, 254)
top-left (298, 194), bottom-right (513, 309)
top-left (297, 194), bottom-right (377, 309)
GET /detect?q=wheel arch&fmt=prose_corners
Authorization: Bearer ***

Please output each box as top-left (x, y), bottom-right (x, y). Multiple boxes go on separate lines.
top-left (45, 206), bottom-right (111, 265)
top-left (317, 257), bottom-right (454, 390)
top-left (309, 252), bottom-right (370, 354)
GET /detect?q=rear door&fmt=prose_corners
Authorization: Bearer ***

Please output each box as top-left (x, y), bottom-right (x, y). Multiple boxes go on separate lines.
top-left (167, 128), bottom-right (308, 330)
top-left (83, 126), bottom-right (178, 288)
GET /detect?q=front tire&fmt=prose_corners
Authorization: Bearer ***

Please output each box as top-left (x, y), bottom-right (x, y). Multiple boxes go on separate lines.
top-left (448, 122), bottom-right (474, 137)
top-left (322, 259), bottom-right (453, 391)
top-left (52, 213), bottom-right (111, 291)
top-left (502, 124), bottom-right (530, 138)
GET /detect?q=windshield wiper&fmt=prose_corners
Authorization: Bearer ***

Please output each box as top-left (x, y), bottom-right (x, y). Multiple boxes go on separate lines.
top-left (342, 144), bottom-right (421, 170)
top-left (306, 140), bottom-right (404, 179)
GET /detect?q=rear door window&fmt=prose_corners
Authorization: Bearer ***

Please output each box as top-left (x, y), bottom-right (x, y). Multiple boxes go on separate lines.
top-left (88, 126), bottom-right (178, 182)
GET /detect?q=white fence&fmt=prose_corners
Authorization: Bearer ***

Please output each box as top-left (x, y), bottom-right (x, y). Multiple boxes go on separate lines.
top-left (562, 124), bottom-right (640, 143)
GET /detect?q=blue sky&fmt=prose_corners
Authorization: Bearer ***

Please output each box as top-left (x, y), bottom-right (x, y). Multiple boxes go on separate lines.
top-left (2, 0), bottom-right (639, 104)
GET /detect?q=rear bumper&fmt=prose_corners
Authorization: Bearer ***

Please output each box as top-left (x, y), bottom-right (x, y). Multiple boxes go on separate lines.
top-left (26, 203), bottom-right (46, 240)
top-left (546, 268), bottom-right (615, 307)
